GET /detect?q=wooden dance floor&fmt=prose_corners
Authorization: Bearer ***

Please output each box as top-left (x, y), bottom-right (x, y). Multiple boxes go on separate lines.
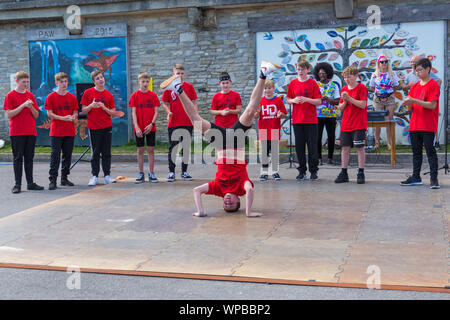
top-left (0, 165), bottom-right (449, 292)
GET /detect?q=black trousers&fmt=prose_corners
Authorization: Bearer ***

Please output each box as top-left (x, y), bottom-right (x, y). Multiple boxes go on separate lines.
top-left (49, 136), bottom-right (74, 182)
top-left (168, 126), bottom-right (193, 173)
top-left (10, 135), bottom-right (36, 186)
top-left (89, 127), bottom-right (112, 177)
top-left (410, 131), bottom-right (438, 180)
top-left (293, 123), bottom-right (319, 174)
top-left (261, 140), bottom-right (279, 172)
top-left (317, 117), bottom-right (337, 161)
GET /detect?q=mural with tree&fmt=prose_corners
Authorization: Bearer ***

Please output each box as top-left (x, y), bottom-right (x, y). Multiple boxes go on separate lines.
top-left (257, 21), bottom-right (445, 145)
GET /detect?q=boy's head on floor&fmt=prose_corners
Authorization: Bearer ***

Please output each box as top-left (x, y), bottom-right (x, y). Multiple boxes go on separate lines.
top-left (223, 193), bottom-right (240, 212)
top-left (218, 72), bottom-right (232, 93)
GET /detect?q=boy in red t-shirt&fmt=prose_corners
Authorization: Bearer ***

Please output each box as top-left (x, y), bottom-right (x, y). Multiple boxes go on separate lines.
top-left (129, 72), bottom-right (160, 183)
top-left (286, 60), bottom-right (322, 181)
top-left (254, 80), bottom-right (287, 181)
top-left (161, 64), bottom-right (198, 182)
top-left (81, 70), bottom-right (116, 186)
top-left (3, 71), bottom-right (44, 193)
top-left (44, 72), bottom-right (78, 190)
top-left (334, 66), bottom-right (368, 184)
top-left (160, 60), bottom-right (280, 218)
top-left (211, 72), bottom-right (242, 128)
top-left (400, 58), bottom-right (440, 189)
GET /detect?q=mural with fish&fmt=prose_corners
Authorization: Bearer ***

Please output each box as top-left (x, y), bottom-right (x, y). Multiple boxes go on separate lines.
top-left (256, 21), bottom-right (445, 145)
top-left (28, 37), bottom-right (128, 146)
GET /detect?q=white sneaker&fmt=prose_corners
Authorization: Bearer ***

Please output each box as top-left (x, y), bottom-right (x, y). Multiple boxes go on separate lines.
top-left (260, 60), bottom-right (281, 77)
top-left (160, 75), bottom-right (182, 92)
top-left (88, 176), bottom-right (98, 186)
top-left (104, 175), bottom-right (116, 184)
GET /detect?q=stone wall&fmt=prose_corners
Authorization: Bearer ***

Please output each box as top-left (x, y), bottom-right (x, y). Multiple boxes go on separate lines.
top-left (0, 0), bottom-right (448, 143)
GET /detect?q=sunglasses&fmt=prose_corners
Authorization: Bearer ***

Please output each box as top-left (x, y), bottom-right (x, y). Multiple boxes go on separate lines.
top-left (379, 60), bottom-right (389, 64)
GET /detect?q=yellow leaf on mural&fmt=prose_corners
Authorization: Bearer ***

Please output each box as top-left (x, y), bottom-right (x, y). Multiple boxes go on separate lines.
top-left (394, 49), bottom-right (404, 57)
top-left (354, 51), bottom-right (367, 58)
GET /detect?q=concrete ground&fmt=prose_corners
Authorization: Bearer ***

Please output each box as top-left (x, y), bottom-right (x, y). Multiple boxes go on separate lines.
top-left (0, 159), bottom-right (449, 300)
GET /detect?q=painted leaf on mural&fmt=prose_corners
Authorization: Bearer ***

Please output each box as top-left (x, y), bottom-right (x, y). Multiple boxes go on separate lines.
top-left (327, 31), bottom-right (339, 37)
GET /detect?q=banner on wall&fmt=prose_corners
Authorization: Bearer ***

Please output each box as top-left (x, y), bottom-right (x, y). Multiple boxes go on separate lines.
top-left (27, 24), bottom-right (128, 146)
top-left (256, 21), bottom-right (445, 145)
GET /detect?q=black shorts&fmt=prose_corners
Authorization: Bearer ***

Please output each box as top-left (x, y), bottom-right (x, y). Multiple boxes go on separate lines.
top-left (341, 129), bottom-right (366, 148)
top-left (208, 120), bottom-right (252, 149)
top-left (135, 131), bottom-right (156, 147)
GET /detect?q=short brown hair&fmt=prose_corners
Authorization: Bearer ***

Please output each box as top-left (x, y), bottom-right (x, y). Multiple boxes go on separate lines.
top-left (15, 71), bottom-right (29, 81)
top-left (138, 72), bottom-right (150, 81)
top-left (173, 63), bottom-right (185, 71)
top-left (55, 72), bottom-right (69, 82)
top-left (342, 66), bottom-right (359, 77)
top-left (264, 80), bottom-right (275, 88)
top-left (296, 59), bottom-right (311, 70)
top-left (91, 70), bottom-right (104, 82)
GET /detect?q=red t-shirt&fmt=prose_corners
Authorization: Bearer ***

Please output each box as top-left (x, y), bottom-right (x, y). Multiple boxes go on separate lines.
top-left (211, 90), bottom-right (242, 128)
top-left (287, 78), bottom-right (322, 124)
top-left (129, 90), bottom-right (160, 132)
top-left (258, 96), bottom-right (287, 140)
top-left (408, 79), bottom-right (440, 133)
top-left (339, 83), bottom-right (368, 132)
top-left (80, 87), bottom-right (115, 130)
top-left (3, 90), bottom-right (39, 136)
top-left (44, 91), bottom-right (78, 137)
top-left (206, 159), bottom-right (254, 197)
top-left (162, 82), bottom-right (197, 127)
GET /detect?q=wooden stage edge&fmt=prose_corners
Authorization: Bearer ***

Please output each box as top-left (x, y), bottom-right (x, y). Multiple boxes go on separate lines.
top-left (1, 263), bottom-right (449, 294)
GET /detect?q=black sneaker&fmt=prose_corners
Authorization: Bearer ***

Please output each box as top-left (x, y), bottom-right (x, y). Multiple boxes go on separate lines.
top-left (310, 172), bottom-right (318, 181)
top-left (167, 172), bottom-right (176, 182)
top-left (181, 172), bottom-right (193, 181)
top-left (296, 172), bottom-right (307, 181)
top-left (61, 178), bottom-right (74, 186)
top-left (272, 173), bottom-right (281, 181)
top-left (430, 178), bottom-right (440, 189)
top-left (327, 159), bottom-right (334, 165)
top-left (335, 171), bottom-right (349, 183)
top-left (135, 172), bottom-right (145, 184)
top-left (49, 181), bottom-right (57, 190)
top-left (400, 176), bottom-right (423, 186)
top-left (27, 183), bottom-right (44, 191)
top-left (357, 172), bottom-right (365, 184)
top-left (260, 174), bottom-right (268, 181)
top-left (12, 185), bottom-right (21, 194)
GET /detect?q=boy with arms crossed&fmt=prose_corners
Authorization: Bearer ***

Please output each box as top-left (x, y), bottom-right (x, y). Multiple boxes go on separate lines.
top-left (160, 61), bottom-right (280, 218)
